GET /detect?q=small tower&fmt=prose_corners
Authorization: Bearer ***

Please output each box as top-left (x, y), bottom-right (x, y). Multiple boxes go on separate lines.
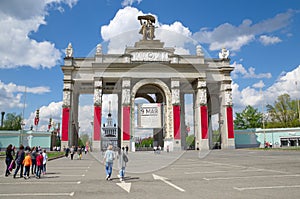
top-left (102, 101), bottom-right (118, 149)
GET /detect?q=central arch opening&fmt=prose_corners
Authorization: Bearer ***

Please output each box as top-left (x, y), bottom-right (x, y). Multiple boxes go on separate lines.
top-left (133, 84), bottom-right (165, 151)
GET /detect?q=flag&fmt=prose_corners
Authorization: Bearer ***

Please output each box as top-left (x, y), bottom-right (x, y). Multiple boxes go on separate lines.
top-left (34, 109), bottom-right (39, 126)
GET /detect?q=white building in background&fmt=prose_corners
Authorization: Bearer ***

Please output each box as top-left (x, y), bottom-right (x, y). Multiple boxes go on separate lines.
top-left (101, 101), bottom-right (118, 150)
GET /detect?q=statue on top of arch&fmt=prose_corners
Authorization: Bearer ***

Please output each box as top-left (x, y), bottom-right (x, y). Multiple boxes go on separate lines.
top-left (138, 15), bottom-right (156, 40)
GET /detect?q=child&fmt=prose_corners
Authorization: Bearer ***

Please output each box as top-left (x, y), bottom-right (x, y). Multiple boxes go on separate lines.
top-left (23, 151), bottom-right (32, 179)
top-left (36, 151), bottom-right (43, 178)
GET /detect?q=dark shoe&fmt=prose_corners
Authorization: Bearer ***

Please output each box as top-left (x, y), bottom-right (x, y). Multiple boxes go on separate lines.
top-left (13, 175), bottom-right (16, 178)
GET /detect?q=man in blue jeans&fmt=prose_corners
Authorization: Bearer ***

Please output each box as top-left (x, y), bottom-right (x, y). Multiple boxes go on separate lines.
top-left (103, 145), bottom-right (115, 180)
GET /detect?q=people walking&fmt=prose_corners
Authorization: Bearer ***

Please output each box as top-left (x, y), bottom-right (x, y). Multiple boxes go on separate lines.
top-left (65, 146), bottom-right (70, 158)
top-left (70, 146), bottom-right (74, 160)
top-left (13, 144), bottom-right (25, 178)
top-left (35, 151), bottom-right (43, 178)
top-left (103, 145), bottom-right (115, 180)
top-left (31, 147), bottom-right (37, 175)
top-left (5, 144), bottom-right (14, 177)
top-left (42, 149), bottom-right (48, 175)
top-left (23, 151), bottom-right (32, 179)
top-left (118, 147), bottom-right (128, 181)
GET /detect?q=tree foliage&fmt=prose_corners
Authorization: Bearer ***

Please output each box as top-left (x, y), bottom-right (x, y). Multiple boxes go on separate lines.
top-left (234, 105), bottom-right (263, 129)
top-left (266, 94), bottom-right (300, 128)
top-left (0, 113), bottom-right (22, 130)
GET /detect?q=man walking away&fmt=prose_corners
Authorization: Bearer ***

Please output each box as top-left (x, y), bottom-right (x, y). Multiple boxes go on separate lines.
top-left (103, 145), bottom-right (115, 180)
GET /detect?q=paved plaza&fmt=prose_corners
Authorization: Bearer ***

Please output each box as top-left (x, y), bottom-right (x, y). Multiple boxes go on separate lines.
top-left (1, 149), bottom-right (300, 198)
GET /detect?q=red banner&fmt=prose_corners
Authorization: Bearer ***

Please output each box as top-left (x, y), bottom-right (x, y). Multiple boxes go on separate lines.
top-left (201, 106), bottom-right (208, 139)
top-left (61, 107), bottom-right (70, 141)
top-left (123, 106), bottom-right (130, 141)
top-left (173, 105), bottom-right (181, 139)
top-left (93, 106), bottom-right (101, 141)
top-left (34, 117), bottom-right (39, 126)
top-left (226, 106), bottom-right (234, 139)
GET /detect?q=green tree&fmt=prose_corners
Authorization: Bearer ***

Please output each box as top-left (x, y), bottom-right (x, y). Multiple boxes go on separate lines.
top-left (266, 94), bottom-right (300, 128)
top-left (2, 113), bottom-right (22, 130)
top-left (234, 105), bottom-right (263, 129)
top-left (79, 134), bottom-right (90, 147)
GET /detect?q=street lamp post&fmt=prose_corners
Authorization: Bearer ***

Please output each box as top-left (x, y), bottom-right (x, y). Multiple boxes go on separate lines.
top-left (260, 88), bottom-right (266, 148)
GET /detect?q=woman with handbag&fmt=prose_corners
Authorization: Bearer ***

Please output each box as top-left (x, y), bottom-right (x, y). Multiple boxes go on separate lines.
top-left (5, 144), bottom-right (14, 177)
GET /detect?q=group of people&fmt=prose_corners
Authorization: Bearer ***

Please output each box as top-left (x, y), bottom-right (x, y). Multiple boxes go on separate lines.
top-left (64, 145), bottom-right (88, 160)
top-left (103, 145), bottom-right (128, 182)
top-left (5, 144), bottom-right (48, 179)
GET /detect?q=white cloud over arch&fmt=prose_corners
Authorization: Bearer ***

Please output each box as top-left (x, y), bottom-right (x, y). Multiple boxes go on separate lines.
top-left (0, 0), bottom-right (78, 69)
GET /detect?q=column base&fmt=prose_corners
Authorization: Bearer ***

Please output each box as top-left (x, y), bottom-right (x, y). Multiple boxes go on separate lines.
top-left (221, 138), bottom-right (235, 149)
top-left (92, 141), bottom-right (101, 152)
top-left (61, 141), bottom-right (69, 150)
top-left (199, 139), bottom-right (210, 150)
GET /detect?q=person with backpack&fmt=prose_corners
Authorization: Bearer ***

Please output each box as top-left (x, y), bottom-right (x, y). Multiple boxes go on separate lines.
top-left (118, 147), bottom-right (128, 181)
top-left (13, 144), bottom-right (25, 178)
top-left (103, 145), bottom-right (115, 180)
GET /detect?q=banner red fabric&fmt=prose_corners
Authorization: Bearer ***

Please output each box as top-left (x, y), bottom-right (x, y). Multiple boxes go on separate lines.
top-left (201, 106), bottom-right (208, 139)
top-left (61, 108), bottom-right (70, 141)
top-left (93, 106), bottom-right (101, 141)
top-left (34, 117), bottom-right (39, 126)
top-left (226, 106), bottom-right (234, 139)
top-left (123, 106), bottom-right (130, 140)
top-left (173, 105), bottom-right (181, 139)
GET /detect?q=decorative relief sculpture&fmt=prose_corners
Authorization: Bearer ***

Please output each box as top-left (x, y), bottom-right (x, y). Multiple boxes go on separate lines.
top-left (65, 43), bottom-right (73, 58)
top-left (225, 85), bottom-right (233, 106)
top-left (197, 79), bottom-right (206, 88)
top-left (122, 79), bottom-right (130, 88)
top-left (94, 80), bottom-right (102, 88)
top-left (171, 80), bottom-right (180, 88)
top-left (94, 80), bottom-right (102, 106)
top-left (218, 47), bottom-right (230, 59)
top-left (199, 89), bottom-right (207, 105)
top-left (93, 89), bottom-right (102, 106)
top-left (138, 15), bottom-right (156, 40)
top-left (131, 51), bottom-right (168, 62)
top-left (63, 91), bottom-right (71, 107)
top-left (172, 89), bottom-right (180, 104)
top-left (122, 89), bottom-right (130, 105)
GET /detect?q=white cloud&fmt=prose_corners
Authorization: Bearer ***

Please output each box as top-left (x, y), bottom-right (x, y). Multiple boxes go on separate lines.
top-left (0, 81), bottom-right (50, 112)
top-left (193, 10), bottom-right (295, 51)
top-left (0, 0), bottom-right (78, 69)
top-left (121, 0), bottom-right (142, 7)
top-left (25, 101), bottom-right (62, 131)
top-left (100, 7), bottom-right (194, 54)
top-left (259, 35), bottom-right (282, 45)
top-left (231, 62), bottom-right (272, 79)
top-left (232, 65), bottom-right (300, 114)
top-left (253, 80), bottom-right (265, 89)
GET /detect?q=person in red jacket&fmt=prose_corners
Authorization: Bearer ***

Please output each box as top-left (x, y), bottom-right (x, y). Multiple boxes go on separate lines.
top-left (35, 151), bottom-right (43, 179)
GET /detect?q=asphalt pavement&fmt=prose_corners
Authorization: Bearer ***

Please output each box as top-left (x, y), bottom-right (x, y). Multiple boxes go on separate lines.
top-left (1, 149), bottom-right (300, 199)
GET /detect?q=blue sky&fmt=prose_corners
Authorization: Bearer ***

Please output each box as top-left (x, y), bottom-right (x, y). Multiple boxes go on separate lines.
top-left (0, 0), bottom-right (299, 134)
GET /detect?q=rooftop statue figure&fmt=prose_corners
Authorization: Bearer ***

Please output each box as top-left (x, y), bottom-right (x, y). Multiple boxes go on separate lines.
top-left (65, 43), bottom-right (73, 58)
top-left (138, 15), bottom-right (156, 40)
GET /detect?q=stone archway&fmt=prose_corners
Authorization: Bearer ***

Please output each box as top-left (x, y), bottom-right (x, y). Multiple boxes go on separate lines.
top-left (130, 79), bottom-right (173, 148)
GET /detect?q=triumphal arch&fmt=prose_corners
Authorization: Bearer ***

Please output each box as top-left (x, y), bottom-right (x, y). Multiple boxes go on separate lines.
top-left (61, 15), bottom-right (235, 151)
